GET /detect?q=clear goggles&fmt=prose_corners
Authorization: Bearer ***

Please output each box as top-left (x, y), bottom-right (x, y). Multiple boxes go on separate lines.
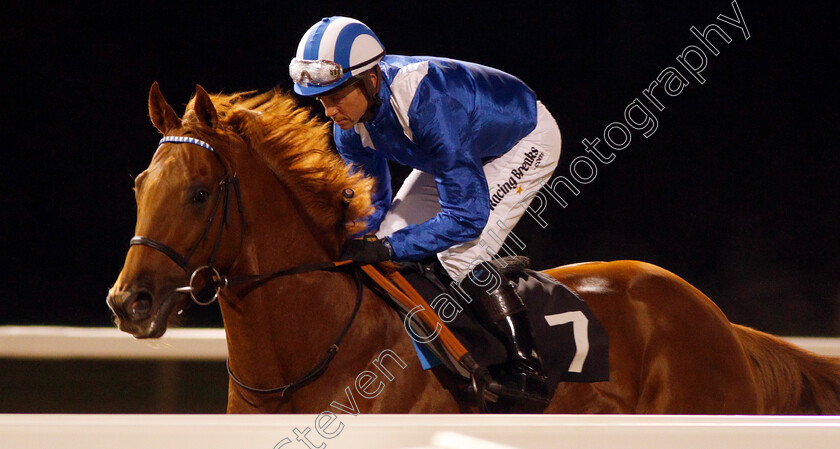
top-left (289, 58), bottom-right (344, 86)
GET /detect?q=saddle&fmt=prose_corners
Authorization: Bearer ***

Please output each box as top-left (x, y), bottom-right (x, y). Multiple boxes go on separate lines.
top-left (361, 257), bottom-right (610, 410)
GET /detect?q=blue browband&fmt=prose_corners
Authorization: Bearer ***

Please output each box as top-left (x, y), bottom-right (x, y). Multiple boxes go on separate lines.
top-left (158, 136), bottom-right (216, 153)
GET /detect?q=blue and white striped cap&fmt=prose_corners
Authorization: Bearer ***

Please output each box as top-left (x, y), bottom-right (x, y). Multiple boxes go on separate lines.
top-left (292, 16), bottom-right (385, 96)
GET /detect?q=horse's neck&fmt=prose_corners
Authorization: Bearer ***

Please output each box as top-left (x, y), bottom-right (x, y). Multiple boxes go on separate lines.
top-left (219, 155), bottom-right (408, 411)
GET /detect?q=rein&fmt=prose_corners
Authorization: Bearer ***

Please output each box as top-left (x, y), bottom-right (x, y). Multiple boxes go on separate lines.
top-left (130, 136), bottom-right (363, 396)
top-left (228, 268), bottom-right (364, 396)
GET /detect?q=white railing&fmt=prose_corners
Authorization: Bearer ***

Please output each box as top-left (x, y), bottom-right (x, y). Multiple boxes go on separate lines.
top-left (1, 326), bottom-right (839, 360)
top-left (1, 414), bottom-right (839, 449)
top-left (0, 326), bottom-right (226, 360)
top-left (2, 327), bottom-right (839, 448)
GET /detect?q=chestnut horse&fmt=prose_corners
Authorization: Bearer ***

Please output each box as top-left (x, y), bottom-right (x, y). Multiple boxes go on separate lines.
top-left (108, 84), bottom-right (840, 414)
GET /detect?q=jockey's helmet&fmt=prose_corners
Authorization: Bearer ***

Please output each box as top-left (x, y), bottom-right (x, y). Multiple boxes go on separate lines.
top-left (289, 16), bottom-right (385, 97)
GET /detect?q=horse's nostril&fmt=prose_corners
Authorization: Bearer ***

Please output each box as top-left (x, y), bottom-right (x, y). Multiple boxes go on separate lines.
top-left (127, 291), bottom-right (153, 320)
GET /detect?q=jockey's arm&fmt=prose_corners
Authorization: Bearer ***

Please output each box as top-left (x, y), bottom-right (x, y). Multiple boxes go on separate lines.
top-left (334, 126), bottom-right (392, 235)
top-left (386, 163), bottom-right (490, 261)
top-left (385, 92), bottom-right (490, 261)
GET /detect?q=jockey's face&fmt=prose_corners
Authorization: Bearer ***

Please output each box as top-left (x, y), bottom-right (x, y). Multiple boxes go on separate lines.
top-left (318, 72), bottom-right (376, 130)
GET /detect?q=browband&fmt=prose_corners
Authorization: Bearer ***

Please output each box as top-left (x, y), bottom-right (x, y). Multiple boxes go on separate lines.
top-left (159, 136), bottom-right (216, 153)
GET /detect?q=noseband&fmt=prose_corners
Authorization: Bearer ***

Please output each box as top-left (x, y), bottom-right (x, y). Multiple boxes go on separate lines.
top-left (129, 135), bottom-right (363, 397)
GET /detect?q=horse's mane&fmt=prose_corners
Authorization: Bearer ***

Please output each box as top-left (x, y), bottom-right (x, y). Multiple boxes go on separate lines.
top-left (185, 89), bottom-right (375, 251)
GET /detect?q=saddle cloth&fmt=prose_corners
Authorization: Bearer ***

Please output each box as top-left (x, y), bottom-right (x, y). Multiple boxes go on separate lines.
top-left (379, 257), bottom-right (610, 387)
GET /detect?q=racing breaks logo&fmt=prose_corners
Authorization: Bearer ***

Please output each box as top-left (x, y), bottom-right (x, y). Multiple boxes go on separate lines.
top-left (489, 147), bottom-right (545, 211)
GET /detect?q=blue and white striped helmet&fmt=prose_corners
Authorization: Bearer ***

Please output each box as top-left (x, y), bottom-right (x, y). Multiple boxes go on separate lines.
top-left (290, 16), bottom-right (385, 96)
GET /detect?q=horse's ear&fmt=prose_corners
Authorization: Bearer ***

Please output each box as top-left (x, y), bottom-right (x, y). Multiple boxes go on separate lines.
top-left (193, 84), bottom-right (218, 128)
top-left (148, 82), bottom-right (181, 134)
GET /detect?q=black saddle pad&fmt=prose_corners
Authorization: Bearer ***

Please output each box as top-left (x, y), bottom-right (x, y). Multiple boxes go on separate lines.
top-left (396, 258), bottom-right (610, 388)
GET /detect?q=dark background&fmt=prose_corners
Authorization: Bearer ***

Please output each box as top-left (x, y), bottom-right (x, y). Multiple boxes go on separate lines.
top-left (3, 0), bottom-right (838, 336)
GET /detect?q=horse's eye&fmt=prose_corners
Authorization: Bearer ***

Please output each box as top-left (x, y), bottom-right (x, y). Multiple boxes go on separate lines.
top-left (192, 190), bottom-right (211, 204)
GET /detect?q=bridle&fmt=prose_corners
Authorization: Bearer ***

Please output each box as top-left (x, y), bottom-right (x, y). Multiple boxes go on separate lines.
top-left (130, 136), bottom-right (244, 305)
top-left (129, 135), bottom-right (363, 397)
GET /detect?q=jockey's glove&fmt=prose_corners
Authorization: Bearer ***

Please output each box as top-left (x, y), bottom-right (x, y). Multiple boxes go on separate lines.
top-left (339, 236), bottom-right (393, 265)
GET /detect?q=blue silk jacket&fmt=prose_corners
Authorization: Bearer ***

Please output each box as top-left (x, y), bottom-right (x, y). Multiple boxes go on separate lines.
top-left (334, 54), bottom-right (537, 261)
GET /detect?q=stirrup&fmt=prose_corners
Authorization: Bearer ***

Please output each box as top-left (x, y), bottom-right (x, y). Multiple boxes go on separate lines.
top-left (465, 366), bottom-right (495, 413)
top-left (485, 379), bottom-right (551, 408)
top-left (462, 367), bottom-right (551, 412)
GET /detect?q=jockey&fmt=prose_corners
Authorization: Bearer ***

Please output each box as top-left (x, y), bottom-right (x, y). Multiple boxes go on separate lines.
top-left (290, 16), bottom-right (562, 402)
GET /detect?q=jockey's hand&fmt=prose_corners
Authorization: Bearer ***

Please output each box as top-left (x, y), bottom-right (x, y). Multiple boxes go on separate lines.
top-left (339, 236), bottom-right (393, 265)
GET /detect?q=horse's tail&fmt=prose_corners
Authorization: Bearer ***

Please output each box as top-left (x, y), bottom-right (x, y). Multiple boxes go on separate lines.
top-left (733, 324), bottom-right (840, 414)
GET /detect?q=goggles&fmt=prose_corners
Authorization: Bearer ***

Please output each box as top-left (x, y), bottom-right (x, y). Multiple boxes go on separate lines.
top-left (289, 52), bottom-right (385, 87)
top-left (289, 59), bottom-right (344, 86)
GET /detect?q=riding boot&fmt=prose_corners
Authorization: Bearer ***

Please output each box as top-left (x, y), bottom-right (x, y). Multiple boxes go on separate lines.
top-left (459, 261), bottom-right (550, 403)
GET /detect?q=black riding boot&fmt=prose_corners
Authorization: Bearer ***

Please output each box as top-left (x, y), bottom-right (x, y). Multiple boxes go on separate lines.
top-left (459, 262), bottom-right (550, 403)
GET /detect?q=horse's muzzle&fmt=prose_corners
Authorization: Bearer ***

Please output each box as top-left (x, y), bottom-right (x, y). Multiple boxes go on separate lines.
top-left (107, 288), bottom-right (153, 325)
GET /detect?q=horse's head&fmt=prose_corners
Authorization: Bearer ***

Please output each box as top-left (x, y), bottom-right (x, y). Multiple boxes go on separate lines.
top-left (107, 83), bottom-right (245, 338)
top-left (108, 83), bottom-right (376, 339)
